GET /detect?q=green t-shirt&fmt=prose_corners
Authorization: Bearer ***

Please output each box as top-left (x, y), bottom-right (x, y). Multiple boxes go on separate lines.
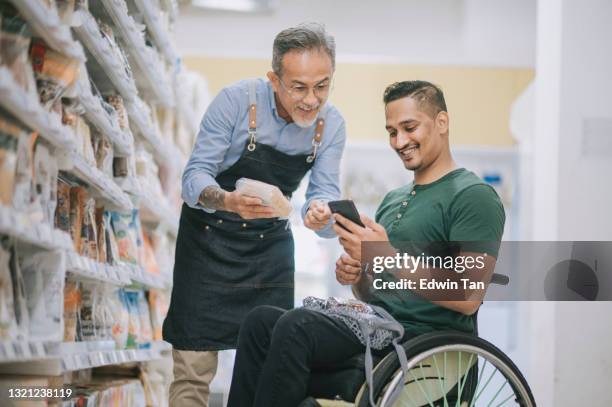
top-left (370, 168), bottom-right (505, 335)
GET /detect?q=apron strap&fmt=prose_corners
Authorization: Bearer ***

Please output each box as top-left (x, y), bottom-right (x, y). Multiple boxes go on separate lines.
top-left (306, 105), bottom-right (328, 163)
top-left (247, 80), bottom-right (257, 152)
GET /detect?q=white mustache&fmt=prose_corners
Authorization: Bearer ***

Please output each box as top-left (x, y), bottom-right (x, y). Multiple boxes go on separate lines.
top-left (297, 104), bottom-right (320, 111)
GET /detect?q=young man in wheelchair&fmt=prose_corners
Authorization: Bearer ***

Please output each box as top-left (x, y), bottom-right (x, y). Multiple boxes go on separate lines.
top-left (227, 80), bottom-right (506, 407)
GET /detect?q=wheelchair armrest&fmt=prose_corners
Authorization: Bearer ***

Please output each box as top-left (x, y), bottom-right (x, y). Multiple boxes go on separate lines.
top-left (490, 273), bottom-right (509, 286)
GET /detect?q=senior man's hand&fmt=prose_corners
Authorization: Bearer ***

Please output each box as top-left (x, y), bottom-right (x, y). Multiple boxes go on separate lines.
top-left (304, 200), bottom-right (332, 231)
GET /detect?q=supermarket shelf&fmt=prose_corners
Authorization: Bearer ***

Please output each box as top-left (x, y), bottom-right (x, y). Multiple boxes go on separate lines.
top-left (73, 9), bottom-right (138, 103)
top-left (125, 97), bottom-right (170, 165)
top-left (0, 67), bottom-right (75, 152)
top-left (131, 0), bottom-right (179, 65)
top-left (0, 204), bottom-right (73, 251)
top-left (123, 263), bottom-right (171, 289)
top-left (138, 185), bottom-right (179, 238)
top-left (65, 252), bottom-right (132, 286)
top-left (0, 340), bottom-right (171, 374)
top-left (75, 75), bottom-right (134, 156)
top-left (9, 0), bottom-right (86, 61)
top-left (69, 153), bottom-right (134, 211)
top-left (98, 0), bottom-right (174, 107)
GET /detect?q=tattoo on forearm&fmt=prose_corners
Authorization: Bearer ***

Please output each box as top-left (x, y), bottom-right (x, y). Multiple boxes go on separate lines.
top-left (199, 186), bottom-right (226, 210)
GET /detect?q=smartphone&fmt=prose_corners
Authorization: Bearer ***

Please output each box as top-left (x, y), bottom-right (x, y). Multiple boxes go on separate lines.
top-left (328, 200), bottom-right (365, 229)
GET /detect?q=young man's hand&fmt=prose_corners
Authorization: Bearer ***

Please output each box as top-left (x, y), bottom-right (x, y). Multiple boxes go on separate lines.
top-left (335, 254), bottom-right (361, 285)
top-left (333, 214), bottom-right (388, 262)
top-left (304, 200), bottom-right (332, 231)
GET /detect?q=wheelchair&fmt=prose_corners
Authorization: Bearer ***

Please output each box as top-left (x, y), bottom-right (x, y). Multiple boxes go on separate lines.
top-left (301, 274), bottom-right (536, 407)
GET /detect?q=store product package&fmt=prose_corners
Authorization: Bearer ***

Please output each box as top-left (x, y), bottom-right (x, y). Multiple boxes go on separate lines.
top-left (136, 290), bottom-right (153, 347)
top-left (8, 244), bottom-right (29, 340)
top-left (110, 211), bottom-right (138, 264)
top-left (63, 279), bottom-right (81, 342)
top-left (104, 210), bottom-right (120, 265)
top-left (21, 251), bottom-right (66, 342)
top-left (78, 282), bottom-right (98, 341)
top-left (0, 245), bottom-right (16, 339)
top-left (33, 143), bottom-right (59, 225)
top-left (0, 117), bottom-right (19, 206)
top-left (235, 177), bottom-right (292, 218)
top-left (55, 179), bottom-right (71, 233)
top-left (69, 186), bottom-right (87, 254)
top-left (123, 290), bottom-right (141, 349)
top-left (92, 130), bottom-right (113, 177)
top-left (12, 130), bottom-right (36, 215)
top-left (110, 288), bottom-right (129, 349)
top-left (83, 197), bottom-right (98, 260)
top-left (147, 290), bottom-right (168, 341)
top-left (30, 40), bottom-right (79, 109)
top-left (0, 13), bottom-right (37, 96)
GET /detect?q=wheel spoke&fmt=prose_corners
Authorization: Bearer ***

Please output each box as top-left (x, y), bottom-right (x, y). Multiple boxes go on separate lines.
top-left (432, 354), bottom-right (450, 407)
top-left (408, 365), bottom-right (435, 407)
top-left (494, 391), bottom-right (516, 407)
top-left (472, 361), bottom-right (497, 404)
top-left (486, 380), bottom-right (508, 407)
top-left (457, 353), bottom-right (475, 406)
top-left (469, 359), bottom-right (488, 407)
top-left (455, 351), bottom-right (462, 407)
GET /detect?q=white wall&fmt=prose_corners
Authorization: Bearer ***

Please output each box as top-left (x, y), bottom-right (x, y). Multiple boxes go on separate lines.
top-left (528, 0), bottom-right (612, 405)
top-left (175, 0), bottom-right (536, 67)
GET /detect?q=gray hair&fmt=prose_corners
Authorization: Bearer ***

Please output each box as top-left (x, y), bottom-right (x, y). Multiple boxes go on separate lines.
top-left (272, 22), bottom-right (336, 75)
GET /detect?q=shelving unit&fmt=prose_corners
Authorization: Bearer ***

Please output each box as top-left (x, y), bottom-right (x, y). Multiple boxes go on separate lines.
top-left (73, 9), bottom-right (139, 104)
top-left (9, 0), bottom-right (86, 61)
top-left (1, 1), bottom-right (191, 401)
top-left (74, 74), bottom-right (134, 156)
top-left (0, 67), bottom-right (76, 152)
top-left (97, 0), bottom-right (174, 106)
top-left (0, 340), bottom-right (171, 375)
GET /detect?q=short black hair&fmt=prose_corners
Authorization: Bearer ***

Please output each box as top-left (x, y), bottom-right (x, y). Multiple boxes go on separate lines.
top-left (383, 80), bottom-right (447, 118)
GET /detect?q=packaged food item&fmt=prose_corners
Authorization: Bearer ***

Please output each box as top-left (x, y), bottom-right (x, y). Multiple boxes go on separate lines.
top-left (104, 94), bottom-right (129, 130)
top-left (12, 130), bottom-right (36, 215)
top-left (63, 279), bottom-right (81, 342)
top-left (93, 285), bottom-right (115, 342)
top-left (132, 209), bottom-right (145, 266)
top-left (142, 232), bottom-right (159, 275)
top-left (69, 186), bottom-right (87, 253)
top-left (21, 251), bottom-right (65, 342)
top-left (0, 117), bottom-right (19, 206)
top-left (55, 179), bottom-right (71, 232)
top-left (235, 177), bottom-right (292, 218)
top-left (8, 244), bottom-right (29, 340)
top-left (110, 211), bottom-right (138, 264)
top-left (92, 130), bottom-right (113, 177)
top-left (33, 143), bottom-right (59, 225)
top-left (110, 288), bottom-right (129, 349)
top-left (0, 13), bottom-right (37, 96)
top-left (95, 207), bottom-right (107, 263)
top-left (136, 290), bottom-right (152, 347)
top-left (123, 290), bottom-right (141, 349)
top-left (83, 197), bottom-right (98, 260)
top-left (30, 40), bottom-right (80, 109)
top-left (147, 290), bottom-right (168, 342)
top-left (78, 282), bottom-right (97, 341)
top-left (104, 211), bottom-right (120, 265)
top-left (113, 156), bottom-right (129, 177)
top-left (0, 245), bottom-right (16, 339)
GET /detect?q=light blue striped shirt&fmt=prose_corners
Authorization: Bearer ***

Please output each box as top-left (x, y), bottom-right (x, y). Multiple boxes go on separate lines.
top-left (182, 78), bottom-right (346, 238)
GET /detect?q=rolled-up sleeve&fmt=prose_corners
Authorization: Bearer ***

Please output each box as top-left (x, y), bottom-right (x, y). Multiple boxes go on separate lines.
top-left (301, 119), bottom-right (346, 238)
top-left (181, 88), bottom-right (238, 211)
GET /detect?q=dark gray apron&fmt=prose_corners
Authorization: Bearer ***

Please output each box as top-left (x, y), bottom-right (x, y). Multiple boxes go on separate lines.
top-left (163, 81), bottom-right (327, 351)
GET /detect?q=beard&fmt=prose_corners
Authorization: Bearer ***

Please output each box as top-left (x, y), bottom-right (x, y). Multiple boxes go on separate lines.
top-left (292, 103), bottom-right (321, 128)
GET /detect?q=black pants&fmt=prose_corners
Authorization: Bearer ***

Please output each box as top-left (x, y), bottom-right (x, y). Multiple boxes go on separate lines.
top-left (227, 305), bottom-right (373, 407)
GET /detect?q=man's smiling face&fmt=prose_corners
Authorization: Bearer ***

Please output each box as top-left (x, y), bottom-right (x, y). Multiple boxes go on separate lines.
top-left (385, 96), bottom-right (446, 172)
top-left (269, 48), bottom-right (333, 128)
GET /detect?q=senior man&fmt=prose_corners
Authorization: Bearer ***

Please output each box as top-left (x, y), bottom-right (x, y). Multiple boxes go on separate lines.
top-left (162, 23), bottom-right (346, 406)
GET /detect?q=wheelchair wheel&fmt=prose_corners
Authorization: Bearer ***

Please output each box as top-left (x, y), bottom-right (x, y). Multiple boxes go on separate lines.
top-left (355, 331), bottom-right (536, 407)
